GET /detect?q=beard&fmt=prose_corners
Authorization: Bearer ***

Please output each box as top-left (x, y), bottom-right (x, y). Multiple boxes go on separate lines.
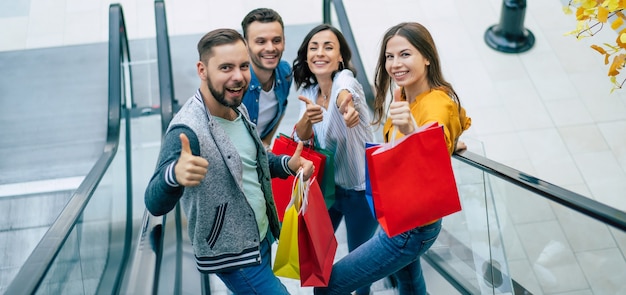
top-left (207, 76), bottom-right (245, 108)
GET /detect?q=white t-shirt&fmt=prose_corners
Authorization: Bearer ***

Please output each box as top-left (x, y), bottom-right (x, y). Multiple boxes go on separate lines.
top-left (256, 85), bottom-right (278, 137)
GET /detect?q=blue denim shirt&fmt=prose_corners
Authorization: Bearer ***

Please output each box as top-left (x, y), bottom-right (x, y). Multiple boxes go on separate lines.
top-left (243, 60), bottom-right (293, 140)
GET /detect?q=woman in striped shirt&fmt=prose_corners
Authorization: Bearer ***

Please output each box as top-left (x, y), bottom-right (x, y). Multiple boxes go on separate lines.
top-left (293, 24), bottom-right (378, 295)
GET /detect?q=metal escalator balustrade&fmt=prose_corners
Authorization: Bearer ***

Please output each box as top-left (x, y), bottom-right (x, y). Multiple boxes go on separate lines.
top-left (436, 150), bottom-right (626, 294)
top-left (5, 3), bottom-right (136, 294)
top-left (119, 1), bottom-right (187, 294)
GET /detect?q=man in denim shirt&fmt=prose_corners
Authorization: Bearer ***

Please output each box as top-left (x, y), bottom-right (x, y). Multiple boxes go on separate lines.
top-left (241, 8), bottom-right (293, 149)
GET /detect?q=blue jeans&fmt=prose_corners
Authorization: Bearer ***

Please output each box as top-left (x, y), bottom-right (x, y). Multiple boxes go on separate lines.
top-left (327, 186), bottom-right (379, 295)
top-left (215, 238), bottom-right (289, 294)
top-left (314, 219), bottom-right (442, 295)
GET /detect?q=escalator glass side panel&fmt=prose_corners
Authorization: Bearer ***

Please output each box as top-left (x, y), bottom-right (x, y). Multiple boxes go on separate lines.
top-left (33, 126), bottom-right (128, 294)
top-left (429, 138), bottom-right (516, 295)
top-left (486, 174), bottom-right (626, 295)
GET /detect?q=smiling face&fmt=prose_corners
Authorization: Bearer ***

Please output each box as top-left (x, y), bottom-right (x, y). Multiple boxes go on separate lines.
top-left (198, 40), bottom-right (251, 108)
top-left (306, 29), bottom-right (343, 79)
top-left (246, 21), bottom-right (285, 73)
top-left (384, 35), bottom-right (430, 96)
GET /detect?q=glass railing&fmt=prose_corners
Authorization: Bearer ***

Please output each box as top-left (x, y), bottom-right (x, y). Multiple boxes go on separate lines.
top-left (32, 128), bottom-right (129, 294)
top-left (426, 147), bottom-right (519, 294)
top-left (423, 148), bottom-right (626, 294)
top-left (4, 4), bottom-right (134, 294)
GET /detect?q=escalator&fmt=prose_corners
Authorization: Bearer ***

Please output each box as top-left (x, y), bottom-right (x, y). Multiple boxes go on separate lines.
top-left (3, 1), bottom-right (625, 294)
top-left (4, 4), bottom-right (134, 294)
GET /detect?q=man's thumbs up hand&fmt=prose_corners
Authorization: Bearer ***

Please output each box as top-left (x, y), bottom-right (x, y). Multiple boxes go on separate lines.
top-left (287, 141), bottom-right (314, 181)
top-left (175, 133), bottom-right (209, 187)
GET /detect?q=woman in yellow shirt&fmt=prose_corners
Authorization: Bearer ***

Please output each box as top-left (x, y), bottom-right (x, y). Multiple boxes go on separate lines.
top-left (314, 22), bottom-right (471, 295)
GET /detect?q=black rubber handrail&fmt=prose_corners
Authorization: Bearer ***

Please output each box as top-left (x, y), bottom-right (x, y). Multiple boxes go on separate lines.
top-left (119, 1), bottom-right (181, 294)
top-left (453, 150), bottom-right (626, 231)
top-left (4, 4), bottom-right (130, 294)
top-left (153, 1), bottom-right (185, 292)
top-left (155, 0), bottom-right (176, 133)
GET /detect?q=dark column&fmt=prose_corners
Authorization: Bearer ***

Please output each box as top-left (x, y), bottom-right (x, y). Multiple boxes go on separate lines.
top-left (484, 0), bottom-right (535, 53)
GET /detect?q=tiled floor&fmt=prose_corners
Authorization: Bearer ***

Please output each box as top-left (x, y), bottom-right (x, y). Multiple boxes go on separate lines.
top-left (2, 0), bottom-right (626, 294)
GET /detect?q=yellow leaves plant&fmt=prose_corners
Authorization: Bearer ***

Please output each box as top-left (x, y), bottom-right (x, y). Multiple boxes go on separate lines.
top-left (565, 0), bottom-right (626, 92)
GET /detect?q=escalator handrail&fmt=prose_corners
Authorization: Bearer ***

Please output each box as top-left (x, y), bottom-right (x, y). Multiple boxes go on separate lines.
top-left (118, 1), bottom-right (181, 294)
top-left (154, 1), bottom-right (184, 292)
top-left (453, 150), bottom-right (626, 231)
top-left (155, 0), bottom-right (176, 133)
top-left (4, 4), bottom-right (128, 294)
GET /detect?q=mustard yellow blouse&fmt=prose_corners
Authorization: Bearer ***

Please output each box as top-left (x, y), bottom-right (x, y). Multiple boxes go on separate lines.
top-left (383, 88), bottom-right (471, 155)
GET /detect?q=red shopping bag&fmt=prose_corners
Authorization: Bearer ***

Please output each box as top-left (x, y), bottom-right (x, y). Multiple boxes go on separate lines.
top-left (366, 122), bottom-right (461, 237)
top-left (297, 178), bottom-right (337, 287)
top-left (272, 134), bottom-right (327, 221)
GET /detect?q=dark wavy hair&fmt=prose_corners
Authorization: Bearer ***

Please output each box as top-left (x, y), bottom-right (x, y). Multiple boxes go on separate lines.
top-left (292, 24), bottom-right (356, 89)
top-left (372, 22), bottom-right (460, 125)
top-left (197, 28), bottom-right (246, 63)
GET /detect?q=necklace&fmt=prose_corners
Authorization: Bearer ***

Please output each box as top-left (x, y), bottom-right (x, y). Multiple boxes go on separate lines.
top-left (319, 88), bottom-right (330, 105)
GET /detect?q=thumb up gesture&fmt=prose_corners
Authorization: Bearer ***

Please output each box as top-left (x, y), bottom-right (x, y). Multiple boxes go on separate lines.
top-left (175, 133), bottom-right (209, 187)
top-left (287, 141), bottom-right (315, 181)
top-left (338, 91), bottom-right (359, 128)
top-left (299, 95), bottom-right (324, 124)
top-left (388, 88), bottom-right (415, 135)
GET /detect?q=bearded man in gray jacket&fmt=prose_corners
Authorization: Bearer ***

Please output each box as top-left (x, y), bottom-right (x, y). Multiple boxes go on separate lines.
top-left (145, 28), bottom-right (313, 294)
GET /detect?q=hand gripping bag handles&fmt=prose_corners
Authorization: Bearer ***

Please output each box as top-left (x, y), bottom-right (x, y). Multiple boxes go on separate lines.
top-left (271, 132), bottom-right (326, 221)
top-left (273, 171), bottom-right (338, 287)
top-left (366, 122), bottom-right (462, 237)
top-left (271, 130), bottom-right (335, 221)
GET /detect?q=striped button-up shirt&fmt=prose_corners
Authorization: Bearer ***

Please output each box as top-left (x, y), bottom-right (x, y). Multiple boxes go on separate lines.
top-left (296, 70), bottom-right (374, 191)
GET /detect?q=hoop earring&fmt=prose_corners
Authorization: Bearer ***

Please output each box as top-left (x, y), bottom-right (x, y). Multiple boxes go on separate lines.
top-left (339, 61), bottom-right (345, 70)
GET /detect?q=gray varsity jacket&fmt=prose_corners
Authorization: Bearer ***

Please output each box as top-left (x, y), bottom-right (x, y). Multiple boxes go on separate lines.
top-left (144, 90), bottom-right (293, 273)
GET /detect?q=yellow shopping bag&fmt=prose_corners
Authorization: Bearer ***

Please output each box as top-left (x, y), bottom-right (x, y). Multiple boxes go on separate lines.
top-left (272, 171), bottom-right (304, 279)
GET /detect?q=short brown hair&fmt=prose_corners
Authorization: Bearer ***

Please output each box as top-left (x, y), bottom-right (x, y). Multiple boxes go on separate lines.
top-left (197, 28), bottom-right (246, 62)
